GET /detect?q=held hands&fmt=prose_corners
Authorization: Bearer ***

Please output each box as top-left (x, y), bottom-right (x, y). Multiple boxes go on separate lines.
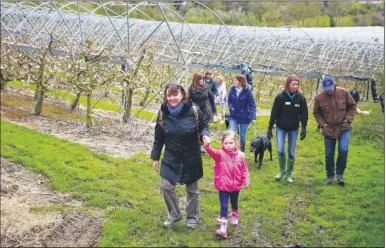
top-left (300, 126), bottom-right (307, 140)
top-left (202, 135), bottom-right (211, 147)
top-left (153, 160), bottom-right (159, 172)
top-left (252, 120), bottom-right (256, 125)
top-left (267, 128), bottom-right (273, 140)
top-left (243, 183), bottom-right (250, 189)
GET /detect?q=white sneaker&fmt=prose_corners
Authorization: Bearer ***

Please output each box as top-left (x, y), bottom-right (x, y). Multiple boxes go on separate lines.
top-left (163, 215), bottom-right (182, 228)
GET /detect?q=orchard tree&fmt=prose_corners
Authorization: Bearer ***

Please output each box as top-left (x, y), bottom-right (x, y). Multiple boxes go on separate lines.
top-left (12, 34), bottom-right (57, 116)
top-left (61, 39), bottom-right (116, 128)
top-left (0, 43), bottom-right (34, 90)
top-left (138, 51), bottom-right (174, 107)
top-left (118, 49), bottom-right (146, 124)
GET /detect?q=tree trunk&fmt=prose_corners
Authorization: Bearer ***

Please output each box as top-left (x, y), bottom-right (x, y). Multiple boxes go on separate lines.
top-left (0, 72), bottom-right (5, 90)
top-left (71, 91), bottom-right (82, 110)
top-left (123, 87), bottom-right (134, 123)
top-left (34, 49), bottom-right (48, 115)
top-left (34, 88), bottom-right (39, 100)
top-left (269, 86), bottom-right (275, 97)
top-left (139, 88), bottom-right (150, 106)
top-left (34, 82), bottom-right (44, 116)
top-left (86, 92), bottom-right (93, 128)
top-left (122, 50), bottom-right (146, 123)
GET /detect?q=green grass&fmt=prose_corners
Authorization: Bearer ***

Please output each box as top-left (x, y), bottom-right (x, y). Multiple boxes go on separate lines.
top-left (8, 80), bottom-right (34, 90)
top-left (256, 102), bottom-right (272, 110)
top-left (1, 100), bottom-right (384, 246)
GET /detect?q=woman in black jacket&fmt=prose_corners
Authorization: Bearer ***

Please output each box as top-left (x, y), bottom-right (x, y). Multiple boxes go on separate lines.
top-left (151, 83), bottom-right (210, 229)
top-left (267, 75), bottom-right (308, 183)
top-left (189, 72), bottom-right (217, 125)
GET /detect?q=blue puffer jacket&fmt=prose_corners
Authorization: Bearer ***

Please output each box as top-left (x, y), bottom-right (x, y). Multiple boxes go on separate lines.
top-left (228, 86), bottom-right (256, 124)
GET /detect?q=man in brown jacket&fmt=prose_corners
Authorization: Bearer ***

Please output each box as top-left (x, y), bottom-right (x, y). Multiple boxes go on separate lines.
top-left (313, 76), bottom-right (356, 186)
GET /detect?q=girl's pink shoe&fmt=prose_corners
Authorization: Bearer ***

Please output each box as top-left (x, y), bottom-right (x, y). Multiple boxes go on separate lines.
top-left (231, 211), bottom-right (239, 227)
top-left (216, 217), bottom-right (228, 239)
top-left (215, 229), bottom-right (228, 239)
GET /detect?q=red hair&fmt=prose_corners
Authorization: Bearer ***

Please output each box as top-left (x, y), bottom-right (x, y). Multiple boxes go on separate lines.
top-left (235, 74), bottom-right (247, 87)
top-left (284, 74), bottom-right (301, 93)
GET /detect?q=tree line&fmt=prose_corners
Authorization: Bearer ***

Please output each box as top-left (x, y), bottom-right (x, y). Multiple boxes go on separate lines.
top-left (83, 1), bottom-right (385, 27)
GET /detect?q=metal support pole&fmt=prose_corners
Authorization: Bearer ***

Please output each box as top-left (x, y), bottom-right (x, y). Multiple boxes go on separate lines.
top-left (366, 80), bottom-right (370, 101)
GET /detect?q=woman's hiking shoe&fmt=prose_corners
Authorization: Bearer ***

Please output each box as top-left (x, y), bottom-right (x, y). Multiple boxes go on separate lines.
top-left (336, 175), bottom-right (345, 186)
top-left (186, 218), bottom-right (198, 229)
top-left (163, 215), bottom-right (182, 228)
top-left (325, 177), bottom-right (334, 185)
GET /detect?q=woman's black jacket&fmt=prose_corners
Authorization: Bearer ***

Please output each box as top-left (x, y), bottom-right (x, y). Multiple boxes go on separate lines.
top-left (151, 100), bottom-right (210, 185)
top-left (268, 91), bottom-right (308, 131)
top-left (189, 85), bottom-right (216, 120)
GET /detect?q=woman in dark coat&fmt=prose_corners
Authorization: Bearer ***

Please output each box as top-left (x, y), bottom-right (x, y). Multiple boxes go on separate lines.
top-left (151, 83), bottom-right (210, 229)
top-left (189, 72), bottom-right (217, 125)
top-left (267, 74), bottom-right (308, 183)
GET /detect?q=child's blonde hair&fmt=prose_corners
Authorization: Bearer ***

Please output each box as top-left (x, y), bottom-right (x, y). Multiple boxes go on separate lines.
top-left (215, 75), bottom-right (225, 84)
top-left (222, 130), bottom-right (237, 143)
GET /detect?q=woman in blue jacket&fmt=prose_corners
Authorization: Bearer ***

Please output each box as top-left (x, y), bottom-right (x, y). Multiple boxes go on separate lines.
top-left (227, 74), bottom-right (256, 152)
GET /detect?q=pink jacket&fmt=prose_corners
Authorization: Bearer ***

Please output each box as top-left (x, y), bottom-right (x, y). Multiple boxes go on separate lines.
top-left (205, 145), bottom-right (250, 192)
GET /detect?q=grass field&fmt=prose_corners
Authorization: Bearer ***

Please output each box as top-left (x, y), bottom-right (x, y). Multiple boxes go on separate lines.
top-left (1, 91), bottom-right (384, 247)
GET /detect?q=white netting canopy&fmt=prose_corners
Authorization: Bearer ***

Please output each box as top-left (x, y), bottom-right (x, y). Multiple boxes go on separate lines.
top-left (1, 1), bottom-right (384, 79)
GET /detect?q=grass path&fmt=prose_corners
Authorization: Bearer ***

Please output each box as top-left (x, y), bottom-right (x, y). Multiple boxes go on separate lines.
top-left (1, 94), bottom-right (384, 246)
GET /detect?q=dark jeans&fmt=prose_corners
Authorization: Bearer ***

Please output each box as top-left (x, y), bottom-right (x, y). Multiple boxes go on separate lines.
top-left (324, 130), bottom-right (351, 178)
top-left (219, 190), bottom-right (239, 218)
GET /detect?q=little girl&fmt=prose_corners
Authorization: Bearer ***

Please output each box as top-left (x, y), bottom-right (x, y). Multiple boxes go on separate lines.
top-left (204, 130), bottom-right (250, 239)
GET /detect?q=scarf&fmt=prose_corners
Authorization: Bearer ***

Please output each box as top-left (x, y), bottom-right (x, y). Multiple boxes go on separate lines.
top-left (167, 102), bottom-right (184, 117)
top-left (235, 87), bottom-right (243, 97)
top-left (287, 92), bottom-right (297, 100)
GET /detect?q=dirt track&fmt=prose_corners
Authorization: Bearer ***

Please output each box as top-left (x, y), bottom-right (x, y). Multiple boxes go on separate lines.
top-left (1, 157), bottom-right (102, 247)
top-left (1, 88), bottom-right (155, 247)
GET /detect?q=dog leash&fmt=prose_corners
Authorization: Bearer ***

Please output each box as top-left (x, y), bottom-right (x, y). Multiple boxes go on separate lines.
top-left (253, 121), bottom-right (257, 138)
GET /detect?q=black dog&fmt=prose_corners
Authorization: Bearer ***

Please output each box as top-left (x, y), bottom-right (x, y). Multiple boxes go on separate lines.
top-left (224, 114), bottom-right (230, 129)
top-left (250, 135), bottom-right (272, 169)
top-left (224, 114), bottom-right (239, 134)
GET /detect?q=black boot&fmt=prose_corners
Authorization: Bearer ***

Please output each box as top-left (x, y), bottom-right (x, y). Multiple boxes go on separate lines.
top-left (240, 142), bottom-right (245, 152)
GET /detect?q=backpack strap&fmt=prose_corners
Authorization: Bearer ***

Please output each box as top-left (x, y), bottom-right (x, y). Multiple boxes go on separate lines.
top-left (158, 109), bottom-right (164, 129)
